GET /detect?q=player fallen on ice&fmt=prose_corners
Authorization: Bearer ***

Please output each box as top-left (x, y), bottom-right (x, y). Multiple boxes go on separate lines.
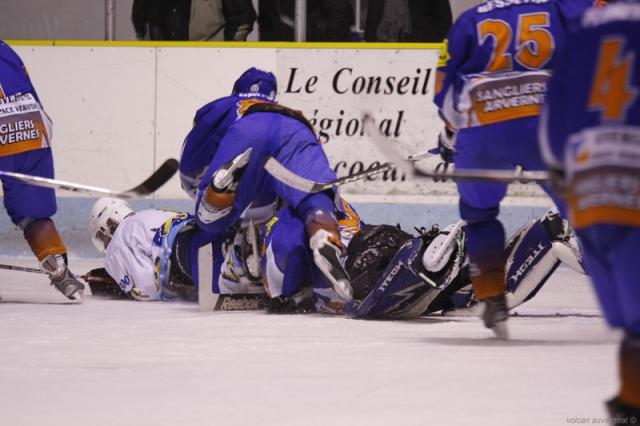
top-left (180, 67), bottom-right (355, 307)
top-left (86, 197), bottom-right (199, 301)
top-left (0, 41), bottom-right (84, 301)
top-left (262, 208), bottom-right (584, 318)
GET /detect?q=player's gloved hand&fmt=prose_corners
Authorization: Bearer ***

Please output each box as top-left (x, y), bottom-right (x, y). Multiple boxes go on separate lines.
top-left (81, 268), bottom-right (131, 299)
top-left (211, 147), bottom-right (253, 193)
top-left (437, 126), bottom-right (456, 165)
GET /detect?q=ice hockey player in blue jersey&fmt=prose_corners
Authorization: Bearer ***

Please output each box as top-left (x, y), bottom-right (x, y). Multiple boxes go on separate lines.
top-left (0, 41), bottom-right (84, 301)
top-left (179, 67), bottom-right (277, 199)
top-left (183, 68), bottom-right (354, 306)
top-left (540, 0), bottom-right (640, 418)
top-left (432, 0), bottom-right (594, 338)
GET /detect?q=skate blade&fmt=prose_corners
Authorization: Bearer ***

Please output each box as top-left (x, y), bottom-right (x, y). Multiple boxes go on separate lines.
top-left (69, 290), bottom-right (84, 303)
top-left (491, 321), bottom-right (509, 340)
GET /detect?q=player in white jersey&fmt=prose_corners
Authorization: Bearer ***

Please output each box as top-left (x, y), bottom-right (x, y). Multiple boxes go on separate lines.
top-left (87, 198), bottom-right (198, 301)
top-left (85, 197), bottom-right (270, 302)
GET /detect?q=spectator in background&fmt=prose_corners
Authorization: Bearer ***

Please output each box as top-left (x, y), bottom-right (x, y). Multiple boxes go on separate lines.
top-left (258, 0), bottom-right (354, 41)
top-left (132, 0), bottom-right (256, 41)
top-left (364, 0), bottom-right (452, 42)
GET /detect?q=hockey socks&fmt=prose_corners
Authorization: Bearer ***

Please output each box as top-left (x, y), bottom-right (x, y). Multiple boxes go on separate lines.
top-left (620, 334), bottom-right (640, 408)
top-left (23, 219), bottom-right (84, 302)
top-left (23, 218), bottom-right (67, 261)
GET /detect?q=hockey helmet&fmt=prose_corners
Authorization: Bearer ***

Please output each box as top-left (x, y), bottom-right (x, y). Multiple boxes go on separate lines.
top-left (231, 67), bottom-right (277, 101)
top-left (89, 197), bottom-right (134, 254)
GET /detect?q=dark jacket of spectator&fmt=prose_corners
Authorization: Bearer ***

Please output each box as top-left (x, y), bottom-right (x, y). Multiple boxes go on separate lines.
top-left (258, 0), bottom-right (354, 41)
top-left (364, 0), bottom-right (452, 42)
top-left (132, 0), bottom-right (256, 41)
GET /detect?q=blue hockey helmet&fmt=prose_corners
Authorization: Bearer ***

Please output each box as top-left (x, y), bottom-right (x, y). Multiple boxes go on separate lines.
top-left (231, 67), bottom-right (277, 101)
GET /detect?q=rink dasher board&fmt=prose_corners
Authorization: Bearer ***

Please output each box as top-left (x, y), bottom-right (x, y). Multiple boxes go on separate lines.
top-left (6, 41), bottom-right (544, 199)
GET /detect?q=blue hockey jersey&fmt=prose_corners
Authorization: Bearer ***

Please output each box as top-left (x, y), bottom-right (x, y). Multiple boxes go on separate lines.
top-left (179, 96), bottom-right (271, 198)
top-left (434, 0), bottom-right (593, 130)
top-left (0, 41), bottom-right (52, 156)
top-left (541, 1), bottom-right (640, 229)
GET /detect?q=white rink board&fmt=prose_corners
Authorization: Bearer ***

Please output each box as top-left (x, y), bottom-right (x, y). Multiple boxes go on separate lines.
top-left (276, 47), bottom-right (442, 195)
top-left (11, 44), bottom-right (543, 198)
top-left (14, 46), bottom-right (158, 194)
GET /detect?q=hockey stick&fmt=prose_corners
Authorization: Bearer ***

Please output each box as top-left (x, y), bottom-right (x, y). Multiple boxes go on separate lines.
top-left (0, 263), bottom-right (115, 284)
top-left (0, 263), bottom-right (46, 274)
top-left (263, 157), bottom-right (395, 193)
top-left (362, 113), bottom-right (550, 184)
top-left (0, 158), bottom-right (179, 199)
top-left (263, 152), bottom-right (548, 194)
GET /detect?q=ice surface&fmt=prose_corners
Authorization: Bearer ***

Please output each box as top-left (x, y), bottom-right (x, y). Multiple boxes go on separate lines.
top-left (0, 258), bottom-right (619, 426)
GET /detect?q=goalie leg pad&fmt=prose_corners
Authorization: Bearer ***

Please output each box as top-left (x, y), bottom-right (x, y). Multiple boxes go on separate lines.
top-left (504, 218), bottom-right (559, 309)
top-left (349, 238), bottom-right (440, 319)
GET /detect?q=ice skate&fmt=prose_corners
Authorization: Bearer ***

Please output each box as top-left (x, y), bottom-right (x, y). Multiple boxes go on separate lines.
top-left (310, 228), bottom-right (353, 303)
top-left (50, 268), bottom-right (85, 302)
top-left (482, 293), bottom-right (509, 339)
top-left (606, 396), bottom-right (640, 423)
top-left (41, 254), bottom-right (85, 302)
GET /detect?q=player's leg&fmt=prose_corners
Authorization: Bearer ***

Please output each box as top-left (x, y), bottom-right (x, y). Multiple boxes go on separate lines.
top-left (296, 192), bottom-right (354, 303)
top-left (260, 206), bottom-right (315, 312)
top-left (1, 149), bottom-right (84, 301)
top-left (455, 125), bottom-right (510, 337)
top-left (580, 225), bottom-right (640, 417)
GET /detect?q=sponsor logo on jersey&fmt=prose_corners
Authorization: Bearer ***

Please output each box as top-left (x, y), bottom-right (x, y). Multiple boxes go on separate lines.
top-left (465, 72), bottom-right (549, 126)
top-left (0, 92), bottom-right (51, 156)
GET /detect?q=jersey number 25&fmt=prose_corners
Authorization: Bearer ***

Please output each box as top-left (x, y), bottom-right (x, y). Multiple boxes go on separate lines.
top-left (478, 13), bottom-right (555, 72)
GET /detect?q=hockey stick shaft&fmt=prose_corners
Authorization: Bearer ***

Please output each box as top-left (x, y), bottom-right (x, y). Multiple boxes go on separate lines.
top-left (0, 263), bottom-right (47, 274)
top-left (263, 157), bottom-right (395, 193)
top-left (0, 158), bottom-right (179, 199)
top-left (0, 263), bottom-right (116, 288)
top-left (362, 113), bottom-right (550, 184)
top-left (263, 154), bottom-right (548, 194)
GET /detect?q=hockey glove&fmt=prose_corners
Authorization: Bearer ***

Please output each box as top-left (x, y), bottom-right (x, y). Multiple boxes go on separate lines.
top-left (81, 268), bottom-right (131, 299)
top-left (437, 126), bottom-right (456, 165)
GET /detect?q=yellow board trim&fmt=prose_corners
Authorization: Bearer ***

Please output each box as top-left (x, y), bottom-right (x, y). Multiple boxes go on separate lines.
top-left (6, 40), bottom-right (443, 50)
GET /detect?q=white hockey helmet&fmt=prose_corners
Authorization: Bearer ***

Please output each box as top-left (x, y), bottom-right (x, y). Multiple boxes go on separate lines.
top-left (89, 197), bottom-right (134, 254)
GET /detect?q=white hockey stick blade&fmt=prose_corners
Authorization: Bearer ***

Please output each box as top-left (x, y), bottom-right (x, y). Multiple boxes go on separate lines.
top-left (198, 243), bottom-right (219, 312)
top-left (0, 158), bottom-right (179, 199)
top-left (264, 156), bottom-right (395, 193)
top-left (362, 113), bottom-right (550, 184)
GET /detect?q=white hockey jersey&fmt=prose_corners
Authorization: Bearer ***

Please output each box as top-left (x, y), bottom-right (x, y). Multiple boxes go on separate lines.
top-left (104, 210), bottom-right (181, 301)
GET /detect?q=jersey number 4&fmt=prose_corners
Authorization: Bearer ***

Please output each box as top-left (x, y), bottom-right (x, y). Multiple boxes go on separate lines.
top-left (589, 37), bottom-right (638, 122)
top-left (478, 13), bottom-right (554, 72)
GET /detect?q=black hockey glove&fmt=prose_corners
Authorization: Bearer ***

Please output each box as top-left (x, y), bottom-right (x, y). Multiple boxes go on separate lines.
top-left (81, 268), bottom-right (131, 300)
top-left (437, 126), bottom-right (456, 165)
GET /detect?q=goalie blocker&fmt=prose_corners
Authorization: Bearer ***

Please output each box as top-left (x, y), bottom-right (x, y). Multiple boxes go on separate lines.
top-left (346, 210), bottom-right (584, 319)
